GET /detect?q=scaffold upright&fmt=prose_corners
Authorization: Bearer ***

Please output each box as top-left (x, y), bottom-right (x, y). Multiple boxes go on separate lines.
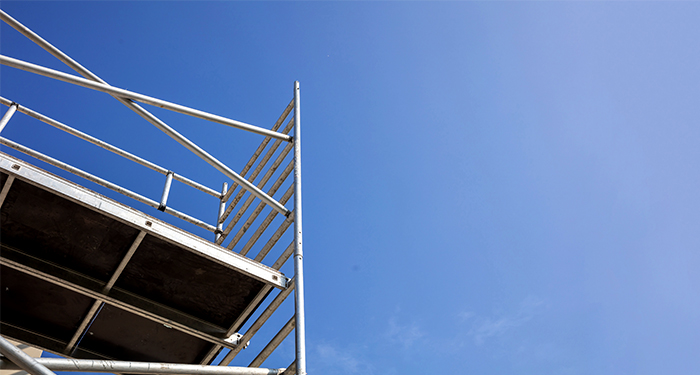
top-left (0, 9), bottom-right (307, 375)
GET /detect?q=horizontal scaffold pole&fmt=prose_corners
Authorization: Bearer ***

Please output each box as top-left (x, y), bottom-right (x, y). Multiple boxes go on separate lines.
top-left (0, 336), bottom-right (55, 375)
top-left (0, 97), bottom-right (220, 198)
top-left (0, 55), bottom-right (290, 216)
top-left (0, 357), bottom-right (286, 375)
top-left (0, 11), bottom-right (290, 215)
top-left (0, 55), bottom-right (290, 142)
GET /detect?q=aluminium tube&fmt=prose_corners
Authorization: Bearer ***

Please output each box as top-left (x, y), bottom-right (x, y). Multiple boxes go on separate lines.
top-left (281, 361), bottom-right (296, 375)
top-left (0, 336), bottom-right (55, 375)
top-left (228, 161), bottom-right (294, 252)
top-left (0, 97), bottom-right (220, 197)
top-left (216, 182), bottom-right (228, 242)
top-left (0, 138), bottom-right (217, 232)
top-left (220, 118), bottom-right (294, 224)
top-left (66, 230), bottom-right (147, 353)
top-left (0, 175), bottom-right (15, 208)
top-left (219, 279), bottom-right (296, 366)
top-left (249, 316), bottom-right (296, 368)
top-left (271, 242), bottom-right (295, 271)
top-left (240, 184), bottom-right (294, 257)
top-left (0, 357), bottom-right (285, 375)
top-left (158, 171), bottom-right (174, 211)
top-left (0, 55), bottom-right (290, 215)
top-left (219, 143), bottom-right (294, 245)
top-left (255, 215), bottom-right (293, 263)
top-left (0, 13), bottom-right (274, 212)
top-left (0, 55), bottom-right (290, 141)
top-left (292, 81), bottom-right (307, 375)
top-left (0, 102), bottom-right (18, 134)
top-left (221, 99), bottom-right (294, 204)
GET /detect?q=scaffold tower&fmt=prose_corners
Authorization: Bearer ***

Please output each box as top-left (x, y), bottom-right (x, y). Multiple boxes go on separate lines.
top-left (0, 9), bottom-right (307, 375)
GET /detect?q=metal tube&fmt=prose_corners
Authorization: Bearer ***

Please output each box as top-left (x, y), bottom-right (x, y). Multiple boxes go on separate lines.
top-left (0, 357), bottom-right (286, 375)
top-left (105, 231), bottom-right (148, 291)
top-left (220, 118), bottom-right (294, 223)
top-left (0, 56), bottom-right (290, 215)
top-left (161, 205), bottom-right (217, 233)
top-left (0, 175), bottom-right (15, 208)
top-left (0, 255), bottom-right (237, 350)
top-left (230, 162), bottom-right (294, 253)
top-left (204, 234), bottom-right (294, 365)
top-left (0, 102), bottom-right (18, 133)
top-left (0, 10), bottom-right (108, 85)
top-left (254, 217), bottom-right (292, 263)
top-left (292, 81), bottom-right (307, 375)
top-left (0, 97), bottom-right (220, 197)
top-left (271, 242), bottom-right (295, 271)
top-left (0, 336), bottom-right (55, 375)
top-left (68, 302), bottom-right (105, 357)
top-left (199, 282), bottom-right (274, 365)
top-left (216, 182), bottom-right (228, 242)
top-left (255, 216), bottom-right (293, 263)
top-left (219, 279), bottom-right (296, 366)
top-left (281, 361), bottom-right (296, 375)
top-left (66, 301), bottom-right (101, 354)
top-left (249, 316), bottom-right (295, 368)
top-left (221, 99), bottom-right (294, 204)
top-left (0, 14), bottom-right (282, 215)
top-left (240, 184), bottom-right (294, 257)
top-left (0, 138), bottom-right (216, 232)
top-left (0, 153), bottom-right (288, 289)
top-left (65, 231), bottom-right (147, 354)
top-left (220, 143), bottom-right (294, 246)
top-left (0, 55), bottom-right (290, 142)
top-left (158, 171), bottom-right (174, 211)
top-left (202, 232), bottom-right (293, 365)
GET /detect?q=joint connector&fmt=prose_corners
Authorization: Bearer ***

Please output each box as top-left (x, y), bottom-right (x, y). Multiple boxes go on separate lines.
top-left (225, 333), bottom-right (244, 346)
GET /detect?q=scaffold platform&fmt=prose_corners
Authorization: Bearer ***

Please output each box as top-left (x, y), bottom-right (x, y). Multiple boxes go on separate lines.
top-left (1, 153), bottom-right (286, 363)
top-left (0, 8), bottom-right (307, 375)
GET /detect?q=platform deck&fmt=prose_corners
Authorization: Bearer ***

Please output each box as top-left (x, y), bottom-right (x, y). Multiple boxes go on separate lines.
top-left (0, 152), bottom-right (288, 364)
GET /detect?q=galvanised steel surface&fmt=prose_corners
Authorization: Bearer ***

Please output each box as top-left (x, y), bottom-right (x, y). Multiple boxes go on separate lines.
top-left (1, 9), bottom-right (307, 373)
top-left (0, 138), bottom-right (218, 232)
top-left (0, 154), bottom-right (289, 288)
top-left (0, 336), bottom-right (55, 375)
top-left (64, 231), bottom-right (147, 355)
top-left (0, 55), bottom-right (290, 216)
top-left (292, 82), bottom-right (307, 375)
top-left (0, 102), bottom-right (18, 133)
top-left (0, 97), bottom-right (221, 197)
top-left (0, 356), bottom-right (286, 375)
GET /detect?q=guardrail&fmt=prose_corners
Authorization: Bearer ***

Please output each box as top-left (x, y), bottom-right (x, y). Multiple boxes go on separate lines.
top-left (1, 9), bottom-right (307, 375)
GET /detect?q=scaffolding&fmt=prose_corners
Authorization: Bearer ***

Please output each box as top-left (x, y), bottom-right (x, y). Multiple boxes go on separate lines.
top-left (0, 10), bottom-right (306, 375)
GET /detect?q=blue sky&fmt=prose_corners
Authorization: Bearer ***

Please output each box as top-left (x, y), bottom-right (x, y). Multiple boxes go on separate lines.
top-left (2, 1), bottom-right (700, 374)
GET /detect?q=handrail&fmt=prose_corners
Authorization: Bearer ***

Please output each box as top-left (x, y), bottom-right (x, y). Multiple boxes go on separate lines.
top-left (1, 11), bottom-right (305, 371)
top-left (0, 55), bottom-right (290, 216)
top-left (0, 56), bottom-right (290, 142)
top-left (0, 137), bottom-right (217, 233)
top-left (0, 98), bottom-right (221, 197)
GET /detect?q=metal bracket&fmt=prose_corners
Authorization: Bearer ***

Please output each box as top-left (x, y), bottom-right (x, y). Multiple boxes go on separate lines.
top-left (224, 333), bottom-right (245, 347)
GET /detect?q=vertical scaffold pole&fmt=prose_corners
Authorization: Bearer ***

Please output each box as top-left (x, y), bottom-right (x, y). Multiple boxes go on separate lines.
top-left (293, 81), bottom-right (306, 375)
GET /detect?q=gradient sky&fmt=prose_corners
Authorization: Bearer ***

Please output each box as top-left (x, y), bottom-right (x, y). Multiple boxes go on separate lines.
top-left (2, 1), bottom-right (700, 374)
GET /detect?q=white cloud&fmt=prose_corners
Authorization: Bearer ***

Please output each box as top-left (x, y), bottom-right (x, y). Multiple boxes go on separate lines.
top-left (468, 296), bottom-right (545, 345)
top-left (458, 311), bottom-right (475, 321)
top-left (385, 317), bottom-right (425, 349)
top-left (314, 342), bottom-right (375, 375)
